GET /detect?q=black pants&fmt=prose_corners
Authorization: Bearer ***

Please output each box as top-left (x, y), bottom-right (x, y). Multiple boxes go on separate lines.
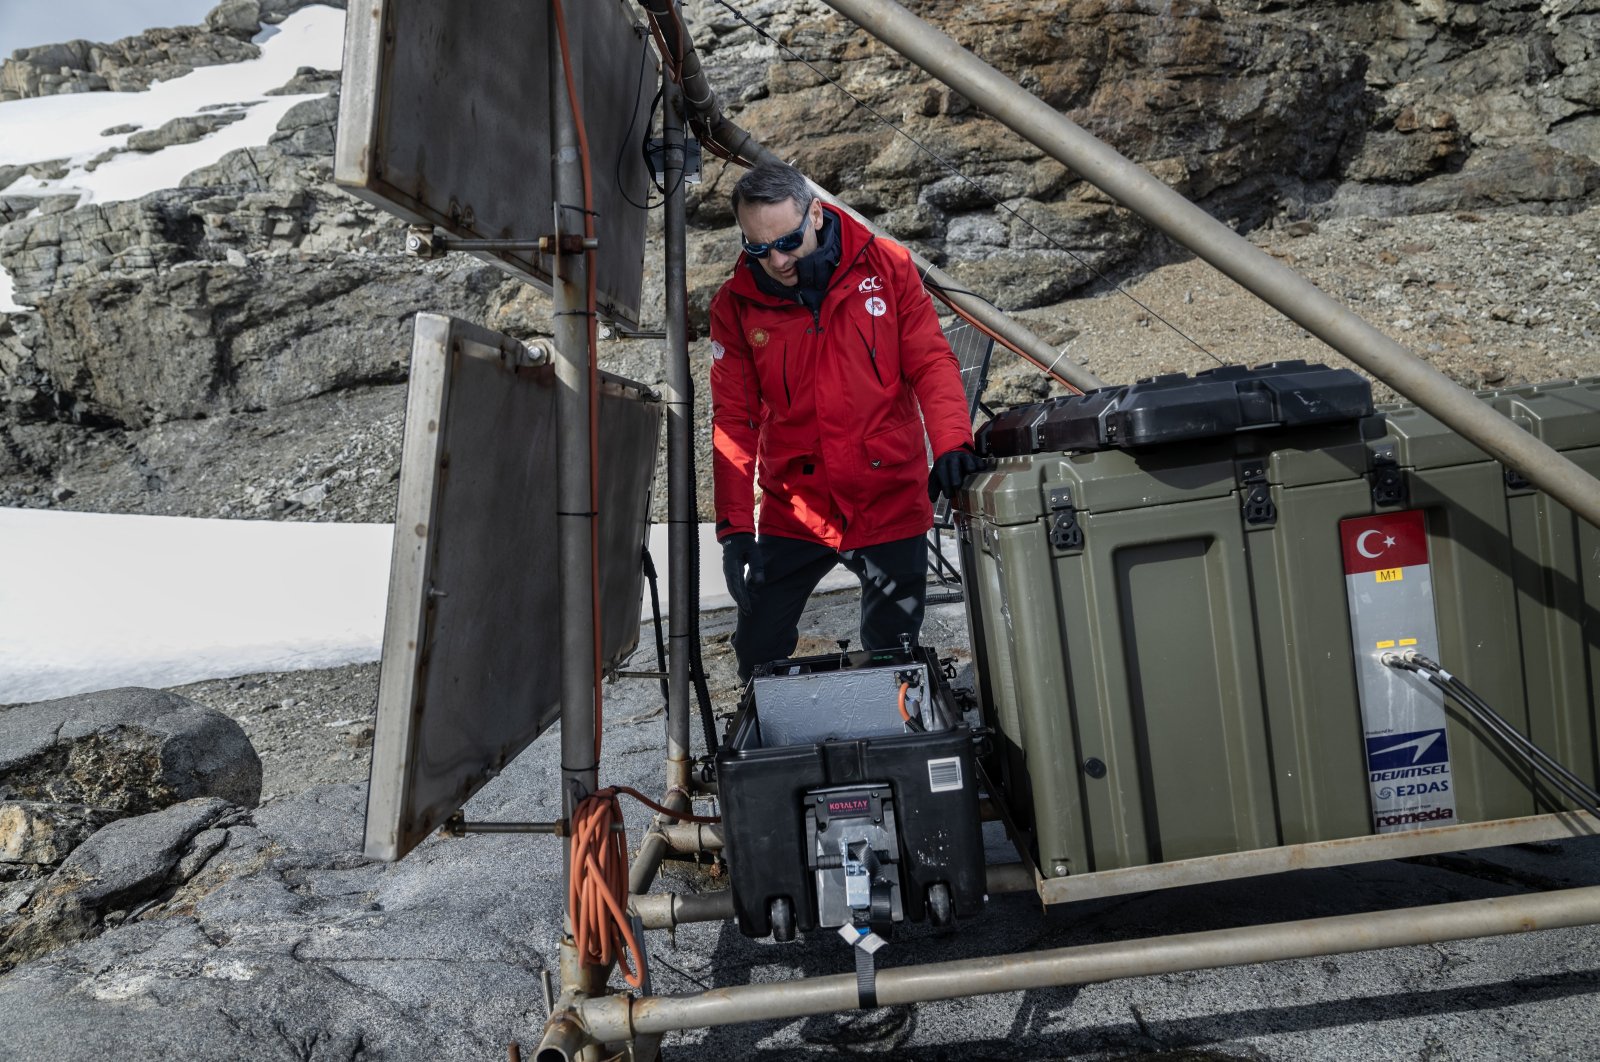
top-left (731, 533), bottom-right (928, 682)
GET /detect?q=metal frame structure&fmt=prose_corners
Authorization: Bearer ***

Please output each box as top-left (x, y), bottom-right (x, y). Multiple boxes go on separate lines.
top-left (336, 1), bottom-right (1600, 1058)
top-left (525, 2), bottom-right (1600, 1058)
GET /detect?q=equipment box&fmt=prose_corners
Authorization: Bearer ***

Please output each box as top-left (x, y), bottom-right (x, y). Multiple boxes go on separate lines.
top-left (716, 647), bottom-right (986, 940)
top-left (963, 365), bottom-right (1600, 880)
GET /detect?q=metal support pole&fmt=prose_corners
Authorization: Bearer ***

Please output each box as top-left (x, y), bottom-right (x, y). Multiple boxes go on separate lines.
top-left (583, 884), bottom-right (1600, 1039)
top-left (549, 0), bottom-right (603, 1005)
top-left (818, 0), bottom-right (1600, 530)
top-left (656, 821), bottom-right (723, 853)
top-left (628, 71), bottom-right (697, 901)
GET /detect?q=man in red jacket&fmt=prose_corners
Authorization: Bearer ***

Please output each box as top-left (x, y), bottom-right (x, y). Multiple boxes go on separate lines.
top-left (709, 161), bottom-right (980, 681)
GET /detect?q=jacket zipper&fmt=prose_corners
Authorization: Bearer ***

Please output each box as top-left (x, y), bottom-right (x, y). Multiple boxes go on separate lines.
top-left (855, 321), bottom-right (883, 386)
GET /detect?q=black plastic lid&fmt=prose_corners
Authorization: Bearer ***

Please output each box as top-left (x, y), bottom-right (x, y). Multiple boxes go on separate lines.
top-left (978, 360), bottom-right (1374, 458)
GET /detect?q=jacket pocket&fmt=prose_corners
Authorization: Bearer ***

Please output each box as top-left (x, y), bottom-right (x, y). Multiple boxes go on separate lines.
top-left (757, 437), bottom-right (814, 489)
top-left (862, 417), bottom-right (925, 471)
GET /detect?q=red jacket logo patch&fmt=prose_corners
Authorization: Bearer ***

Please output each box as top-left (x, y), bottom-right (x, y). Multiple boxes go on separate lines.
top-left (748, 327), bottom-right (770, 347)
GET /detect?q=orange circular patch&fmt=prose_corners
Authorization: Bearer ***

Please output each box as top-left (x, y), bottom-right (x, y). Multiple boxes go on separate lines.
top-left (748, 327), bottom-right (770, 347)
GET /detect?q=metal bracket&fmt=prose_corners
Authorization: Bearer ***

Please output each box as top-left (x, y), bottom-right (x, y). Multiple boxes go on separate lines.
top-left (1238, 461), bottom-right (1277, 527)
top-left (403, 224), bottom-right (597, 258)
top-left (1372, 451), bottom-right (1408, 508)
top-left (1047, 486), bottom-right (1084, 552)
top-left (440, 812), bottom-right (618, 838)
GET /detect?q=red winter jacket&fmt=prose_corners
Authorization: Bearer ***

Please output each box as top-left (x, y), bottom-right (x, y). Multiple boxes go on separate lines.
top-left (709, 207), bottom-right (973, 551)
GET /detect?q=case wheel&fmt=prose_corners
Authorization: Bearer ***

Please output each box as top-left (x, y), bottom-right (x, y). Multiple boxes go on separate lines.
top-left (927, 882), bottom-right (954, 928)
top-left (769, 896), bottom-right (796, 942)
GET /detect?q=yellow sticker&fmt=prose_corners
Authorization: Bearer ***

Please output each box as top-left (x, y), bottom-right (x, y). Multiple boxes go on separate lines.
top-left (1376, 640), bottom-right (1397, 649)
top-left (1375, 568), bottom-right (1403, 583)
top-left (1399, 638), bottom-right (1418, 647)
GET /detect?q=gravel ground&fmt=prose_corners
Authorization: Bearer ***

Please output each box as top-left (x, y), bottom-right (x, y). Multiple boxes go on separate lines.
top-left (966, 205), bottom-right (1600, 406)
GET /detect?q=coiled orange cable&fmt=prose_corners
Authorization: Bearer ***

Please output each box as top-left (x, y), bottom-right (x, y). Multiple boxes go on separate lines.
top-left (568, 786), bottom-right (720, 989)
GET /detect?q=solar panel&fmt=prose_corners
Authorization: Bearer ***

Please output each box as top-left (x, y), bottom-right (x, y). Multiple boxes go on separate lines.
top-left (930, 320), bottom-right (995, 528)
top-left (944, 320), bottom-right (996, 422)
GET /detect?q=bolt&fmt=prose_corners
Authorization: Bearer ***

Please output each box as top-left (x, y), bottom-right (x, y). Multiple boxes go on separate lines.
top-left (1052, 863), bottom-right (1069, 876)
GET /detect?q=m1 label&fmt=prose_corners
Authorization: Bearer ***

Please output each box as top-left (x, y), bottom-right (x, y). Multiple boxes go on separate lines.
top-left (1340, 510), bottom-right (1457, 834)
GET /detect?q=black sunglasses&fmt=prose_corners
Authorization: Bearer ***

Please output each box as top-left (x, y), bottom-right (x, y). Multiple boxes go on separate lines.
top-left (741, 199), bottom-right (814, 259)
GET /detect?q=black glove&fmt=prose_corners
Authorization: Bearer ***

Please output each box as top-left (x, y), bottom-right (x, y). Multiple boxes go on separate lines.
top-left (721, 532), bottom-right (766, 614)
top-left (928, 446), bottom-right (983, 502)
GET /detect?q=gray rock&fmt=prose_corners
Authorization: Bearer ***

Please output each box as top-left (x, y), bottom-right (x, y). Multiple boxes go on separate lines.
top-left (1320, 145), bottom-right (1600, 217)
top-left (99, 123), bottom-right (141, 137)
top-left (81, 148), bottom-right (124, 173)
top-left (205, 0), bottom-right (263, 38)
top-left (0, 803), bottom-right (118, 864)
top-left (125, 111), bottom-right (247, 152)
top-left (266, 96), bottom-right (337, 156)
top-left (944, 249), bottom-right (1114, 311)
top-left (1, 651), bottom-right (1599, 1060)
top-left (0, 26), bottom-right (260, 99)
top-left (264, 66), bottom-right (341, 96)
top-left (285, 483), bottom-right (327, 508)
top-left (24, 159), bottom-right (69, 181)
top-left (0, 797), bottom-right (241, 968)
top-left (259, 0), bottom-right (348, 24)
top-left (1343, 128), bottom-right (1466, 183)
top-left (19, 255), bottom-right (504, 428)
top-left (0, 687), bottom-right (262, 815)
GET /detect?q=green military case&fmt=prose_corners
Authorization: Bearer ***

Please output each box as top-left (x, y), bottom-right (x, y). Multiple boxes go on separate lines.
top-left (957, 371), bottom-right (1600, 879)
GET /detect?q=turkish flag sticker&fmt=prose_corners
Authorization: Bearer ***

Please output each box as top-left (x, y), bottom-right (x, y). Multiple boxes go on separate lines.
top-left (1340, 510), bottom-right (1429, 575)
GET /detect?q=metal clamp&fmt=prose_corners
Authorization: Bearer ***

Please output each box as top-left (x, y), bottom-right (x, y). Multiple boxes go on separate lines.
top-left (1047, 486), bottom-right (1084, 552)
top-left (403, 225), bottom-right (598, 258)
top-left (1238, 461), bottom-right (1277, 527)
top-left (1372, 451), bottom-right (1408, 508)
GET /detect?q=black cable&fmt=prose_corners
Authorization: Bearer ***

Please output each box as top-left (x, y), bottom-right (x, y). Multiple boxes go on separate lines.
top-left (710, 0), bottom-right (1224, 367)
top-left (617, 34), bottom-right (659, 212)
top-left (1404, 652), bottom-right (1600, 807)
top-left (641, 546), bottom-right (671, 711)
top-left (686, 415), bottom-right (720, 756)
top-left (1384, 652), bottom-right (1600, 818)
top-left (1440, 674), bottom-right (1600, 811)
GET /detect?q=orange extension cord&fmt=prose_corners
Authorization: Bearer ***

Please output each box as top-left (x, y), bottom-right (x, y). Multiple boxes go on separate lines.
top-left (569, 787), bottom-right (720, 988)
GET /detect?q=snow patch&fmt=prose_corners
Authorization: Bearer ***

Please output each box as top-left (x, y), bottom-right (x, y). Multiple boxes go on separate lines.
top-left (0, 507), bottom-right (392, 704)
top-left (0, 5), bottom-right (346, 205)
top-left (0, 509), bottom-right (862, 703)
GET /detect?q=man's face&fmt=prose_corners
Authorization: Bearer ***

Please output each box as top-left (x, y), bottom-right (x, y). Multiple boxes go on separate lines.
top-left (736, 196), bottom-right (823, 287)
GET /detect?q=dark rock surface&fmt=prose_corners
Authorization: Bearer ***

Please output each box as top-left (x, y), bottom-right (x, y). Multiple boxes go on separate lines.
top-left (0, 603), bottom-right (1597, 1059)
top-left (21, 254), bottom-right (502, 429)
top-left (0, 687), bottom-right (261, 815)
top-left (4, 0), bottom-right (1600, 527)
top-left (0, 803), bottom-right (119, 865)
top-left (126, 110), bottom-right (250, 153)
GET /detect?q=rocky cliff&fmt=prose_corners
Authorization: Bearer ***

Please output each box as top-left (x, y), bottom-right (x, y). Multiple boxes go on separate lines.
top-left (0, 0), bottom-right (1596, 522)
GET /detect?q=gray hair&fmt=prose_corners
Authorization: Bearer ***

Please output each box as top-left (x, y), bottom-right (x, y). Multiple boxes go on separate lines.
top-left (731, 161), bottom-right (811, 214)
